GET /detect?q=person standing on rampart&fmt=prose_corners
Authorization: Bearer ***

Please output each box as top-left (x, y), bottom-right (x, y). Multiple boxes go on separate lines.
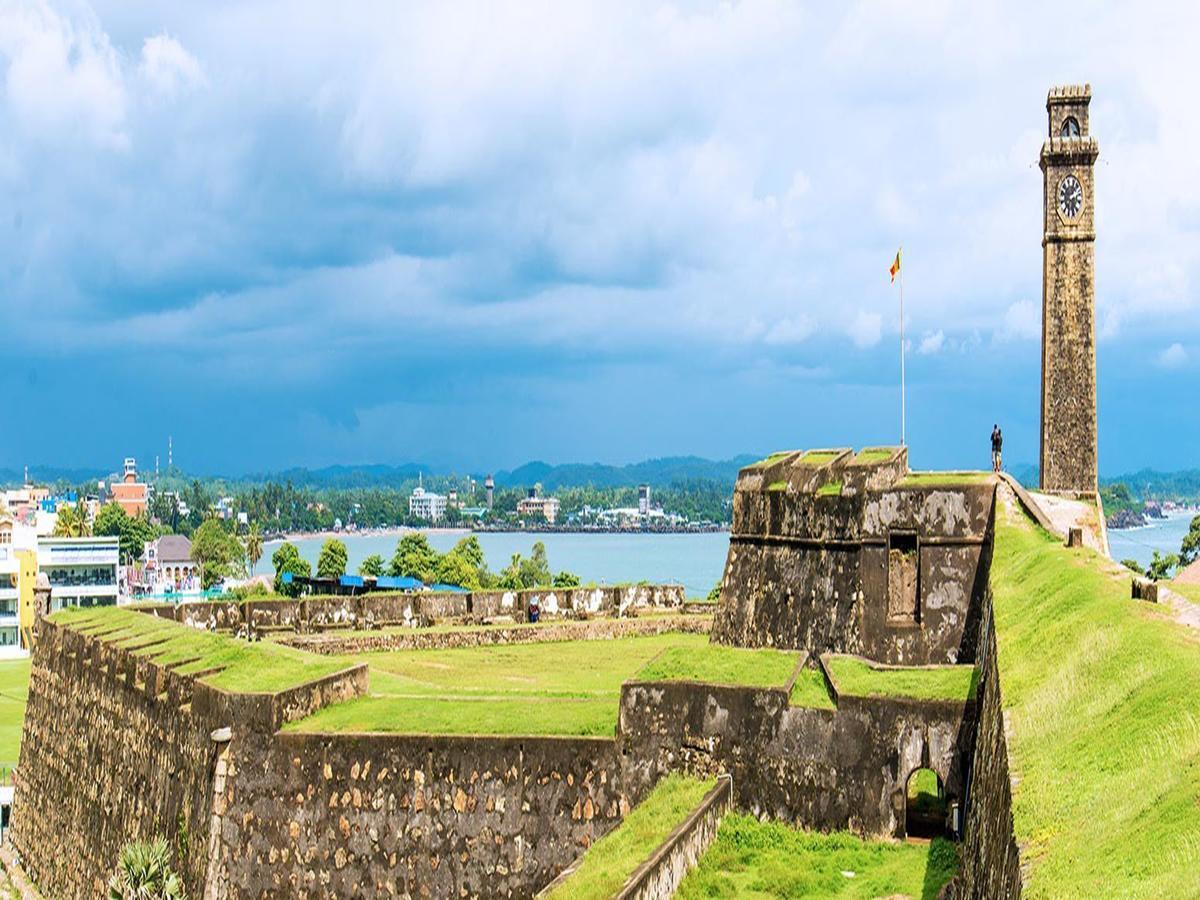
top-left (991, 425), bottom-right (1003, 473)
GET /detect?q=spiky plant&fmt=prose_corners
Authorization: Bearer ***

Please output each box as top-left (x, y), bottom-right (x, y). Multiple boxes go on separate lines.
top-left (107, 838), bottom-right (185, 900)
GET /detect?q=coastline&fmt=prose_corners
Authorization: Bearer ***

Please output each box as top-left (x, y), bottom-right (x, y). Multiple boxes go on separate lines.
top-left (264, 524), bottom-right (729, 545)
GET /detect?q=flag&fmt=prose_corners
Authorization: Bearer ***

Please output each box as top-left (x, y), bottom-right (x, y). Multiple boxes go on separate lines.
top-left (889, 249), bottom-right (902, 283)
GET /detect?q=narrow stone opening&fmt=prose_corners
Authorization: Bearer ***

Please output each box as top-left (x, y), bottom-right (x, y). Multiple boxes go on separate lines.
top-left (904, 768), bottom-right (948, 840)
top-left (887, 532), bottom-right (920, 625)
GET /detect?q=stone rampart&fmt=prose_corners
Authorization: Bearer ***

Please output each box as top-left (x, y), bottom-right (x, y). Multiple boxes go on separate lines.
top-left (275, 614), bottom-right (712, 655)
top-left (208, 733), bottom-right (634, 899)
top-left (712, 447), bottom-right (995, 666)
top-left (615, 775), bottom-right (731, 900)
top-left (9, 617), bottom-right (367, 899)
top-left (139, 584), bottom-right (685, 636)
top-left (617, 678), bottom-right (974, 838)
top-left (954, 607), bottom-right (1022, 897)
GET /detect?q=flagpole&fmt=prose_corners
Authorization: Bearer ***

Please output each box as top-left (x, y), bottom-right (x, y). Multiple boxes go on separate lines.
top-left (899, 248), bottom-right (906, 446)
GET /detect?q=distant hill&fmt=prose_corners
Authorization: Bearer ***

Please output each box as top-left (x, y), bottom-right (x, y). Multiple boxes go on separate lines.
top-left (1102, 469), bottom-right (1200, 501)
top-left (0, 466), bottom-right (109, 488)
top-left (237, 463), bottom-right (432, 490)
top-left (494, 456), bottom-right (758, 490)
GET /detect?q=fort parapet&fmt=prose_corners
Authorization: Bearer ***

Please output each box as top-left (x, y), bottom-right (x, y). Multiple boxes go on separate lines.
top-left (712, 447), bottom-right (995, 665)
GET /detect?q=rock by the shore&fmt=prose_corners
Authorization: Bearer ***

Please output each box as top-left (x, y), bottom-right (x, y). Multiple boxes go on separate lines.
top-left (1107, 508), bottom-right (1147, 530)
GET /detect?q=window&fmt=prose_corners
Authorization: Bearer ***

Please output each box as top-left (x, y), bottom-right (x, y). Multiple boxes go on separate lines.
top-left (887, 532), bottom-right (920, 624)
top-left (1059, 116), bottom-right (1080, 137)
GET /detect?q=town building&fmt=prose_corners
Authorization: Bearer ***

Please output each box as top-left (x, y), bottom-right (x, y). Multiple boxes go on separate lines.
top-left (135, 535), bottom-right (198, 596)
top-left (517, 487), bottom-right (561, 524)
top-left (37, 536), bottom-right (120, 612)
top-left (109, 458), bottom-right (149, 517)
top-left (409, 483), bottom-right (447, 522)
top-left (0, 518), bottom-right (32, 655)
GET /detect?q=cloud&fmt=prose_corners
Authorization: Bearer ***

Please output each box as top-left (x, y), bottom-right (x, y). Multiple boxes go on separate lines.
top-left (763, 315), bottom-right (815, 345)
top-left (1, 1), bottom-right (1199, 471)
top-left (848, 311), bottom-right (883, 348)
top-left (139, 33), bottom-right (204, 97)
top-left (1000, 300), bottom-right (1040, 341)
top-left (918, 330), bottom-right (945, 355)
top-left (0, 0), bottom-right (127, 148)
top-left (1158, 343), bottom-right (1188, 368)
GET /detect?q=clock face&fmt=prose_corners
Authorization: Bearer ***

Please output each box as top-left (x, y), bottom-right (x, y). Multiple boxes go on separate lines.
top-left (1058, 175), bottom-right (1083, 219)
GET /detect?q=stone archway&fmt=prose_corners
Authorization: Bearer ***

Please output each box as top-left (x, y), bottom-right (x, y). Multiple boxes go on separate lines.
top-left (904, 767), bottom-right (949, 839)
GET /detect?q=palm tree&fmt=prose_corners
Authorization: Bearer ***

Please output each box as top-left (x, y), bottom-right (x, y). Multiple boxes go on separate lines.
top-left (107, 838), bottom-right (184, 900)
top-left (245, 524), bottom-right (264, 575)
top-left (53, 501), bottom-right (91, 538)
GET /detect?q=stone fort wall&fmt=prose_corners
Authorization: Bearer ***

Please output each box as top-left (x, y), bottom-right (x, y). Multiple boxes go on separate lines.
top-left (712, 448), bottom-right (995, 666)
top-left (140, 583), bottom-right (685, 635)
top-left (617, 677), bottom-right (976, 839)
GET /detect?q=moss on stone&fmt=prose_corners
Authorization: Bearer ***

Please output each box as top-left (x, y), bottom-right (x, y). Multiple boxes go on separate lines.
top-left (767, 480), bottom-right (788, 492)
top-left (798, 450), bottom-right (841, 466)
top-left (897, 471), bottom-right (994, 487)
top-left (816, 480), bottom-right (843, 497)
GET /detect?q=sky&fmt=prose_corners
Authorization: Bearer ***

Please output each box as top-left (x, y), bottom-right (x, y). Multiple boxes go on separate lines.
top-left (1, 1), bottom-right (1197, 477)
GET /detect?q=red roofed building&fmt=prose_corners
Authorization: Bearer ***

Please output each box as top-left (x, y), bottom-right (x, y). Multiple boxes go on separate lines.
top-left (109, 458), bottom-right (148, 518)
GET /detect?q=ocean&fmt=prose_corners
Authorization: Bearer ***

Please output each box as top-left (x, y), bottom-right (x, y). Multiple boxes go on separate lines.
top-left (1107, 510), bottom-right (1197, 569)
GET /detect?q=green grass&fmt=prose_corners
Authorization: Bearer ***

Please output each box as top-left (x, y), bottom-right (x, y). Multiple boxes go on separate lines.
top-left (50, 607), bottom-right (349, 694)
top-left (788, 667), bottom-right (836, 709)
top-left (676, 814), bottom-right (958, 899)
top-left (291, 633), bottom-right (710, 737)
top-left (636, 643), bottom-right (798, 689)
top-left (749, 451), bottom-right (798, 469)
top-left (824, 656), bottom-right (977, 703)
top-left (798, 450), bottom-right (841, 466)
top-left (989, 503), bottom-right (1200, 897)
top-left (817, 480), bottom-right (843, 497)
top-left (545, 774), bottom-right (715, 900)
top-left (766, 480), bottom-right (788, 492)
top-left (853, 447), bottom-right (898, 464)
top-left (897, 471), bottom-right (994, 487)
top-left (0, 659), bottom-right (30, 774)
top-left (1169, 579), bottom-right (1200, 604)
top-left (287, 694), bottom-right (620, 737)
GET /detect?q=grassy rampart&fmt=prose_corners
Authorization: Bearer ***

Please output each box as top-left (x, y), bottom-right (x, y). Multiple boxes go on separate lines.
top-left (991, 505), bottom-right (1200, 896)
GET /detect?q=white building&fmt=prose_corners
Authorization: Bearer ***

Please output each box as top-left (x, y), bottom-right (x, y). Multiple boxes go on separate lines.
top-left (409, 485), bottom-right (447, 522)
top-left (38, 536), bottom-right (120, 612)
top-left (517, 487), bottom-right (561, 524)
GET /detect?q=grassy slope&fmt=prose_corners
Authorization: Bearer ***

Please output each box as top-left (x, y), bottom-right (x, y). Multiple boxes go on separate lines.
top-left (291, 633), bottom-right (710, 737)
top-left (677, 814), bottom-right (958, 899)
top-left (825, 656), bottom-right (978, 703)
top-left (789, 667), bottom-right (836, 709)
top-left (1169, 579), bottom-right (1200, 604)
top-left (993, 505), bottom-right (1200, 897)
top-left (0, 659), bottom-right (30, 772)
top-left (51, 607), bottom-right (348, 693)
top-left (544, 774), bottom-right (715, 900)
top-left (898, 472), bottom-right (994, 486)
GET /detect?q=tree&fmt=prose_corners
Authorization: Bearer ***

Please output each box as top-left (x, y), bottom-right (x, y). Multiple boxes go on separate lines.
top-left (191, 519), bottom-right (245, 589)
top-left (389, 533), bottom-right (439, 582)
top-left (450, 535), bottom-right (486, 571)
top-left (53, 501), bottom-right (91, 538)
top-left (108, 838), bottom-right (184, 900)
top-left (358, 553), bottom-right (385, 577)
top-left (706, 581), bottom-right (722, 602)
top-left (1147, 550), bottom-right (1179, 582)
top-left (272, 542), bottom-right (311, 597)
top-left (245, 524), bottom-right (264, 574)
top-left (519, 541), bottom-right (553, 588)
top-left (94, 503), bottom-right (157, 564)
top-left (1180, 514), bottom-right (1200, 567)
top-left (434, 551), bottom-right (481, 590)
top-left (552, 570), bottom-right (581, 588)
top-left (317, 538), bottom-right (349, 580)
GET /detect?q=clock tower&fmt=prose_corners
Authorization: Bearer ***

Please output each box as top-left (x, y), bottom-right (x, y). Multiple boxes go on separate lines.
top-left (1039, 84), bottom-right (1099, 494)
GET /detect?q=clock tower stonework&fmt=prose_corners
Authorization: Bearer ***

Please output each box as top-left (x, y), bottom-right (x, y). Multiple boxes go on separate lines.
top-left (1039, 84), bottom-right (1099, 494)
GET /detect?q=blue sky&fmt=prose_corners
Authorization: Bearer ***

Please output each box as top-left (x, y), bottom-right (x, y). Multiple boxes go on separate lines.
top-left (1, 1), bottom-right (1196, 476)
